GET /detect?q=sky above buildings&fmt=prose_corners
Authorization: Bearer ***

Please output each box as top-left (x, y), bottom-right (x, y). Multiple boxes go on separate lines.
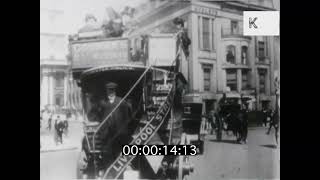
top-left (40, 0), bottom-right (280, 34)
top-left (40, 0), bottom-right (147, 34)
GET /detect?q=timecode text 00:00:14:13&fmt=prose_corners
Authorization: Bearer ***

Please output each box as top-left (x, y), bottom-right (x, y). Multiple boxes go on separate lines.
top-left (121, 145), bottom-right (198, 156)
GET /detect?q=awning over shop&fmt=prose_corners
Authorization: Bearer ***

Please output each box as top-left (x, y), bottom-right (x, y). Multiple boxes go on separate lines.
top-left (259, 95), bottom-right (272, 101)
top-left (183, 93), bottom-right (202, 104)
top-left (202, 92), bottom-right (217, 100)
top-left (241, 95), bottom-right (255, 100)
top-left (225, 93), bottom-right (241, 99)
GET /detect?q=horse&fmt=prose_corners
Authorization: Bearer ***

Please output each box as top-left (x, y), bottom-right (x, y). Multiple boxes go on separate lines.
top-left (219, 108), bottom-right (248, 144)
top-left (223, 113), bottom-right (240, 138)
top-left (218, 104), bottom-right (248, 143)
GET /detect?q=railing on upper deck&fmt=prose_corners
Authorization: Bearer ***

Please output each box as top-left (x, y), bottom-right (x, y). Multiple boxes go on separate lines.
top-left (69, 37), bottom-right (147, 69)
top-left (69, 33), bottom-right (178, 69)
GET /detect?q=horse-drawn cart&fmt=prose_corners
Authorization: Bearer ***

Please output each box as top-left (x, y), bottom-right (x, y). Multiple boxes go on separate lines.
top-left (73, 64), bottom-right (195, 179)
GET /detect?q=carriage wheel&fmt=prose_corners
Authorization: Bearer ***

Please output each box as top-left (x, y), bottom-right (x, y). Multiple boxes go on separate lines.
top-left (178, 155), bottom-right (192, 180)
top-left (177, 133), bottom-right (194, 180)
top-left (76, 150), bottom-right (86, 179)
top-left (76, 150), bottom-right (91, 179)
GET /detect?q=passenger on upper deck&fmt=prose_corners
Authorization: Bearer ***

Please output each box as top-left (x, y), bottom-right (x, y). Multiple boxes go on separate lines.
top-left (173, 17), bottom-right (191, 57)
top-left (102, 7), bottom-right (125, 38)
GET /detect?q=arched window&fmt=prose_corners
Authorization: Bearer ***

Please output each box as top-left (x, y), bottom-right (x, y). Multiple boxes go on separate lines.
top-left (226, 45), bottom-right (236, 64)
top-left (241, 46), bottom-right (248, 65)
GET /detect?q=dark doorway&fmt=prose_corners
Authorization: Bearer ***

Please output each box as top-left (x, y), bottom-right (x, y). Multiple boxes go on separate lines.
top-left (205, 100), bottom-right (215, 113)
top-left (261, 100), bottom-right (270, 110)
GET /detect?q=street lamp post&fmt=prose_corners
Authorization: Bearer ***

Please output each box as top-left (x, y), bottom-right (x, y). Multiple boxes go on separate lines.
top-left (274, 77), bottom-right (280, 115)
top-left (274, 77), bottom-right (280, 146)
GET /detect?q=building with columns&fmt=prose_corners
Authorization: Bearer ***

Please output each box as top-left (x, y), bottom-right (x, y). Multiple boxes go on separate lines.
top-left (128, 0), bottom-right (279, 111)
top-left (68, 0), bottom-right (279, 112)
top-left (40, 7), bottom-right (69, 110)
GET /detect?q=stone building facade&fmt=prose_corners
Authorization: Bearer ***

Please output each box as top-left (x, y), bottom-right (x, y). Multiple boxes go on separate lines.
top-left (40, 8), bottom-right (69, 110)
top-left (128, 0), bottom-right (279, 111)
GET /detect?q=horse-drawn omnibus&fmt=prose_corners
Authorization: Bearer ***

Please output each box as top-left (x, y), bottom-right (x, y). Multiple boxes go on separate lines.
top-left (69, 36), bottom-right (196, 179)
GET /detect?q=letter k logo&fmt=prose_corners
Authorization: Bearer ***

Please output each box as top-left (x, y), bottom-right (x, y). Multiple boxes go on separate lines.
top-left (249, 17), bottom-right (258, 29)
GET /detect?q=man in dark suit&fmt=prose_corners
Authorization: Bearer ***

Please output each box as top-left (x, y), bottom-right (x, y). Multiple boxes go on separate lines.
top-left (97, 82), bottom-right (132, 169)
top-left (55, 116), bottom-right (65, 145)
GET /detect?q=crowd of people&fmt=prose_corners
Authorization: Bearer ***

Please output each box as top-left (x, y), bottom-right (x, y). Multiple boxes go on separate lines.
top-left (40, 111), bottom-right (71, 148)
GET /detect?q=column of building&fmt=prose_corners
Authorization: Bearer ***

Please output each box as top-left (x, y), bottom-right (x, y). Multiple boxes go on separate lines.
top-left (269, 36), bottom-right (276, 109)
top-left (40, 70), bottom-right (49, 108)
top-left (215, 18), bottom-right (225, 96)
top-left (236, 44), bottom-right (242, 93)
top-left (49, 71), bottom-right (55, 107)
top-left (190, 13), bottom-right (199, 92)
top-left (64, 71), bottom-right (68, 107)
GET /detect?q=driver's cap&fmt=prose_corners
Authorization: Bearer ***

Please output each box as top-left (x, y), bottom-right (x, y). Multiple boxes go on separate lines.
top-left (105, 82), bottom-right (118, 89)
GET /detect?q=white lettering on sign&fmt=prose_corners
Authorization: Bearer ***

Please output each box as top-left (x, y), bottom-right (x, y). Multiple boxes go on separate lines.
top-left (145, 127), bottom-right (153, 135)
top-left (104, 85), bottom-right (174, 179)
top-left (112, 155), bottom-right (131, 172)
top-left (71, 39), bottom-right (129, 68)
top-left (156, 84), bottom-right (172, 91)
top-left (193, 6), bottom-right (217, 16)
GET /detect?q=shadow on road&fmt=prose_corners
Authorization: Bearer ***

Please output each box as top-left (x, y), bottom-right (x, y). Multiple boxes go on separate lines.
top-left (209, 139), bottom-right (240, 144)
top-left (260, 144), bottom-right (277, 149)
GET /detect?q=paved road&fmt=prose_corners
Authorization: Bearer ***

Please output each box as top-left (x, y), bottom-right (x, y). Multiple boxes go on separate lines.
top-left (188, 127), bottom-right (280, 180)
top-left (40, 121), bottom-right (82, 180)
top-left (40, 149), bottom-right (80, 180)
top-left (40, 126), bottom-right (279, 180)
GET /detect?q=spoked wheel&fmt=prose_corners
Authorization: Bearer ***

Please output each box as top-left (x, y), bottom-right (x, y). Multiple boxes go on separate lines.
top-left (76, 150), bottom-right (93, 179)
top-left (177, 133), bottom-right (194, 180)
top-left (76, 150), bottom-right (87, 179)
top-left (178, 155), bottom-right (192, 180)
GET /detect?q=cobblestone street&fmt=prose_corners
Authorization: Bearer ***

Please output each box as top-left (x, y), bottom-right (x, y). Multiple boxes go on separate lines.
top-left (40, 123), bottom-right (279, 180)
top-left (188, 127), bottom-right (280, 180)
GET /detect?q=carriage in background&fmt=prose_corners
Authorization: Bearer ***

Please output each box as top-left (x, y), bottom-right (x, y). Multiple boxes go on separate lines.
top-left (214, 93), bottom-right (250, 144)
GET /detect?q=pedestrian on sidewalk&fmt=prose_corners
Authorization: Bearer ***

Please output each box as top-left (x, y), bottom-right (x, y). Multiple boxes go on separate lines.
top-left (47, 114), bottom-right (52, 131)
top-left (54, 116), bottom-right (65, 145)
top-left (262, 108), bottom-right (268, 127)
top-left (63, 115), bottom-right (69, 137)
top-left (54, 118), bottom-right (58, 145)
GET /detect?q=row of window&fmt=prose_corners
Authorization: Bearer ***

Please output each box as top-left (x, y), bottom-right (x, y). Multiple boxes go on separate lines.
top-left (198, 16), bottom-right (215, 51)
top-left (226, 45), bottom-right (248, 65)
top-left (202, 67), bottom-right (267, 93)
top-left (225, 69), bottom-right (253, 92)
top-left (197, 16), bottom-right (269, 61)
